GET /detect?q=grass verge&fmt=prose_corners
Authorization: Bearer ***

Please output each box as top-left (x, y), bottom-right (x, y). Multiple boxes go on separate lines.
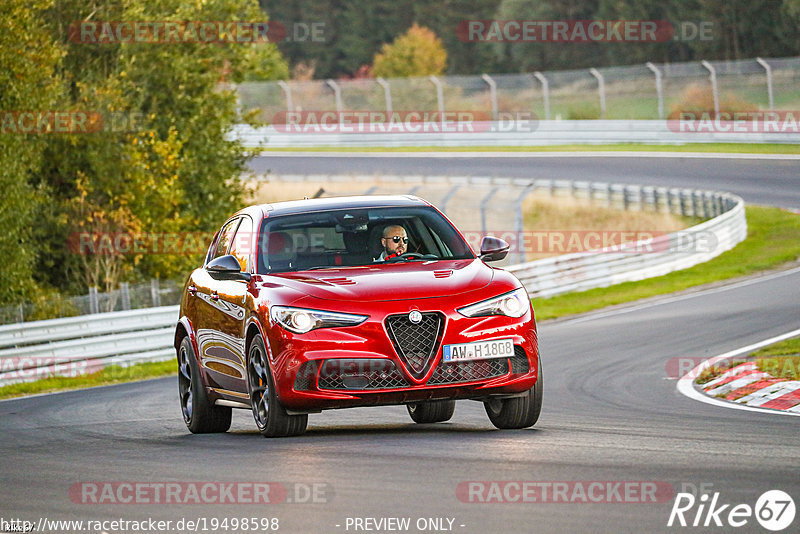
top-left (534, 206), bottom-right (800, 320)
top-left (696, 337), bottom-right (800, 384)
top-left (256, 143), bottom-right (800, 155)
top-left (0, 360), bottom-right (176, 400)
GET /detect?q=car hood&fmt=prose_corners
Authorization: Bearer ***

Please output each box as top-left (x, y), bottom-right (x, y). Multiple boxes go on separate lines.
top-left (266, 259), bottom-right (492, 302)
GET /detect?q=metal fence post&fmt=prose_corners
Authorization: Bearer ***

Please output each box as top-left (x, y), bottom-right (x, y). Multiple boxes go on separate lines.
top-left (701, 60), bottom-right (720, 117)
top-left (326, 79), bottom-right (343, 123)
top-left (16, 304), bottom-right (24, 323)
top-left (120, 282), bottom-right (131, 311)
top-left (376, 77), bottom-right (392, 116)
top-left (480, 186), bottom-right (500, 235)
top-left (589, 68), bottom-right (607, 119)
top-left (151, 279), bottom-right (161, 308)
top-left (514, 184), bottom-right (536, 264)
top-left (533, 72), bottom-right (550, 120)
top-left (481, 74), bottom-right (498, 120)
top-left (756, 57), bottom-right (775, 111)
top-left (440, 185), bottom-right (460, 215)
top-left (646, 62), bottom-right (665, 119)
top-left (89, 287), bottom-right (99, 314)
top-left (429, 75), bottom-right (445, 122)
top-left (278, 81), bottom-right (293, 113)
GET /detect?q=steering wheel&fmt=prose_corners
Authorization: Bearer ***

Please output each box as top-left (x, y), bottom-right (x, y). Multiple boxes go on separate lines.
top-left (399, 252), bottom-right (424, 260)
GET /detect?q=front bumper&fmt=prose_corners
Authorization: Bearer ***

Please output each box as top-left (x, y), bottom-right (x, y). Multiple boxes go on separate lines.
top-left (264, 300), bottom-right (539, 412)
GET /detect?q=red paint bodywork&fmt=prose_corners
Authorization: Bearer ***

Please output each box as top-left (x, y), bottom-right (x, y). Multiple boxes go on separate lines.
top-left (175, 196), bottom-right (539, 414)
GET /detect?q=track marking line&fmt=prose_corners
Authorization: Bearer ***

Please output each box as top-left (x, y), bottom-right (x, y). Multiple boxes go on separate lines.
top-left (676, 328), bottom-right (800, 417)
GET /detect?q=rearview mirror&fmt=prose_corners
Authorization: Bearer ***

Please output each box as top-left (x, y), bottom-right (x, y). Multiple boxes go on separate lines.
top-left (479, 236), bottom-right (510, 262)
top-left (207, 254), bottom-right (251, 282)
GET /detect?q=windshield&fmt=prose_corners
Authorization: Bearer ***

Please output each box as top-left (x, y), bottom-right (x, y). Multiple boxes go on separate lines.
top-left (256, 206), bottom-right (474, 274)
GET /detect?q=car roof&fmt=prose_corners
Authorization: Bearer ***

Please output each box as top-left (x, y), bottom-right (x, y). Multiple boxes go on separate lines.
top-left (235, 195), bottom-right (431, 219)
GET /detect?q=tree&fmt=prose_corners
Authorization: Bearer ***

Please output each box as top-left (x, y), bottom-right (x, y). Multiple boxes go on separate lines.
top-left (30, 0), bottom-right (288, 295)
top-left (373, 23), bottom-right (447, 78)
top-left (0, 0), bottom-right (63, 305)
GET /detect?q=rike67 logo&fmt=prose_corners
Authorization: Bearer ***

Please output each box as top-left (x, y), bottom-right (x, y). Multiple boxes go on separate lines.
top-left (668, 489), bottom-right (795, 531)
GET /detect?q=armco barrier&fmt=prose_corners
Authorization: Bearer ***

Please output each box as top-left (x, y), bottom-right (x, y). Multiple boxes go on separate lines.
top-left (0, 306), bottom-right (178, 387)
top-left (232, 120), bottom-right (800, 148)
top-left (0, 178), bottom-right (746, 387)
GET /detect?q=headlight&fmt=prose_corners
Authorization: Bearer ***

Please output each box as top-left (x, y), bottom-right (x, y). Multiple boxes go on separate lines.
top-left (457, 288), bottom-right (530, 318)
top-left (270, 306), bottom-right (368, 334)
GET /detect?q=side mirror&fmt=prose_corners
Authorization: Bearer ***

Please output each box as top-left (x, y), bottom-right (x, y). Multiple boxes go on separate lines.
top-left (479, 236), bottom-right (510, 262)
top-left (207, 254), bottom-right (252, 282)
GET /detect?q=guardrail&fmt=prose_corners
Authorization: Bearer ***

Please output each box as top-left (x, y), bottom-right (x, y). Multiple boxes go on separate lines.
top-left (507, 185), bottom-right (745, 297)
top-left (0, 307), bottom-right (178, 387)
top-left (0, 177), bottom-right (746, 387)
top-left (232, 119), bottom-right (800, 148)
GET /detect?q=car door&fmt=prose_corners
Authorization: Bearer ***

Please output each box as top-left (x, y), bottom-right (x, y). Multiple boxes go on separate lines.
top-left (191, 217), bottom-right (249, 395)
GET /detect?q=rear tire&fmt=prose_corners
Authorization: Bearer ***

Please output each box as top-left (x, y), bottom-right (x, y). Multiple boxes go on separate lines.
top-left (407, 400), bottom-right (456, 424)
top-left (177, 336), bottom-right (232, 433)
top-left (484, 358), bottom-right (542, 429)
top-left (247, 334), bottom-right (308, 437)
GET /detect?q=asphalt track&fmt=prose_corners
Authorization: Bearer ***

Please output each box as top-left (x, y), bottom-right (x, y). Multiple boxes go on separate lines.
top-left (1, 154), bottom-right (799, 534)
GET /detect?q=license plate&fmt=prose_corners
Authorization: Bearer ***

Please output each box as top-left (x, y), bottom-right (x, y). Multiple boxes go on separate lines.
top-left (442, 338), bottom-right (515, 363)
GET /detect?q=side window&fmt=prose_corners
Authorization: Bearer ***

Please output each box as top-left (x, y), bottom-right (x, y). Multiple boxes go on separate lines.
top-left (229, 216), bottom-right (254, 272)
top-left (208, 218), bottom-right (240, 264)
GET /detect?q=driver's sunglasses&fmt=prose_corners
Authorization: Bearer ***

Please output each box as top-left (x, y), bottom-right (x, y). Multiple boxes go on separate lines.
top-left (386, 236), bottom-right (409, 244)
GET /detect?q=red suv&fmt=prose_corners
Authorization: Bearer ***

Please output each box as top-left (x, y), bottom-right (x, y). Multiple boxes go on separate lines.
top-left (174, 195), bottom-right (541, 437)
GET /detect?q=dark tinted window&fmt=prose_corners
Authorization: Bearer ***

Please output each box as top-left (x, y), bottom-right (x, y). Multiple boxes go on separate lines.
top-left (257, 206), bottom-right (473, 273)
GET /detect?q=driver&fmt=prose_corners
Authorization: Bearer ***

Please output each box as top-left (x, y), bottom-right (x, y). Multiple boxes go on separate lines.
top-left (378, 224), bottom-right (408, 261)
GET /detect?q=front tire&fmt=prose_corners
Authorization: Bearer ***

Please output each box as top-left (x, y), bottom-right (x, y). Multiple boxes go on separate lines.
top-left (484, 359), bottom-right (542, 429)
top-left (177, 336), bottom-right (232, 433)
top-left (247, 334), bottom-right (307, 437)
top-left (407, 400), bottom-right (456, 423)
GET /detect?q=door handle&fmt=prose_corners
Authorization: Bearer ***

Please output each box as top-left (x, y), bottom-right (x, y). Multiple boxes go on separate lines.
top-left (187, 284), bottom-right (198, 296)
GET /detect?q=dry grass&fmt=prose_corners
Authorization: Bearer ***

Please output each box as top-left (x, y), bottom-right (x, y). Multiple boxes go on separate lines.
top-left (522, 193), bottom-right (690, 259)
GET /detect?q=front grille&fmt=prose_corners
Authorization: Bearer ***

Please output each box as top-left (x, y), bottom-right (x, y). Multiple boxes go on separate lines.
top-left (510, 346), bottom-right (531, 374)
top-left (317, 359), bottom-right (408, 390)
top-left (427, 345), bottom-right (531, 385)
top-left (428, 357), bottom-right (509, 385)
top-left (385, 312), bottom-right (443, 378)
